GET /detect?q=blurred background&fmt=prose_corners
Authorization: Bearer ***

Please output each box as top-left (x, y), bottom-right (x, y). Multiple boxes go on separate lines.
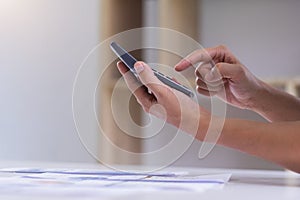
top-left (1, 0), bottom-right (300, 170)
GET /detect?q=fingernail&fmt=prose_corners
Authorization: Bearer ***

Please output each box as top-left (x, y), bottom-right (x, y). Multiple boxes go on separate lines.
top-left (134, 62), bottom-right (144, 74)
top-left (175, 60), bottom-right (186, 68)
top-left (174, 62), bottom-right (181, 69)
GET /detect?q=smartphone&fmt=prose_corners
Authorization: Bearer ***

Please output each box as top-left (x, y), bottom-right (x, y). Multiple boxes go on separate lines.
top-left (110, 42), bottom-right (194, 98)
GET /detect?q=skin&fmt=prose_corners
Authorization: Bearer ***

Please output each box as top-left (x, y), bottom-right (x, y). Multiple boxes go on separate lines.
top-left (175, 45), bottom-right (300, 122)
top-left (116, 45), bottom-right (300, 173)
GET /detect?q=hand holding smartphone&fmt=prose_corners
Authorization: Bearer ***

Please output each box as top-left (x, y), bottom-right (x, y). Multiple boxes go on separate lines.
top-left (110, 42), bottom-right (194, 97)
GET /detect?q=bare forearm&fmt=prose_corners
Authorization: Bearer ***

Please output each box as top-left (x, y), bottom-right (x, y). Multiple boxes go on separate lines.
top-left (250, 81), bottom-right (300, 122)
top-left (217, 119), bottom-right (300, 173)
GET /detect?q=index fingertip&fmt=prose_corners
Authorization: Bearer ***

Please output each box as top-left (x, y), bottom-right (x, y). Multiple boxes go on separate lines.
top-left (174, 65), bottom-right (181, 71)
top-left (174, 59), bottom-right (191, 71)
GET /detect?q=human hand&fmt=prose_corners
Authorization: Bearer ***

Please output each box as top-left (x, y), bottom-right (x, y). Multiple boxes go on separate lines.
top-left (117, 61), bottom-right (210, 138)
top-left (175, 45), bottom-right (264, 110)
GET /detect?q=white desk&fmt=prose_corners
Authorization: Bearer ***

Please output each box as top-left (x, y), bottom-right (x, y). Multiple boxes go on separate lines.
top-left (0, 161), bottom-right (299, 200)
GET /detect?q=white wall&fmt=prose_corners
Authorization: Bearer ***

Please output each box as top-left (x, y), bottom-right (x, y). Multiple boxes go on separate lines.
top-left (200, 0), bottom-right (300, 79)
top-left (0, 0), bottom-right (100, 162)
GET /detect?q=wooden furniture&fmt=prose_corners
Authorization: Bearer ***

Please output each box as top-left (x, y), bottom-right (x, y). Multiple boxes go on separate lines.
top-left (98, 0), bottom-right (199, 165)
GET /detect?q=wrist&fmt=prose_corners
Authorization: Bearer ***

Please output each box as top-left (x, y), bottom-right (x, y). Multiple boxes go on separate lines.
top-left (195, 110), bottom-right (219, 141)
top-left (246, 79), bottom-right (273, 112)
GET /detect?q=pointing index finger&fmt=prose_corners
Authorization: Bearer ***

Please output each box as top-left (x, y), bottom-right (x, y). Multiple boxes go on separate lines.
top-left (175, 49), bottom-right (213, 71)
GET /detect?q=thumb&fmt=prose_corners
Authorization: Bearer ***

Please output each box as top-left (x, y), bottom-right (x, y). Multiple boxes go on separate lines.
top-left (134, 61), bottom-right (164, 96)
top-left (205, 63), bottom-right (243, 82)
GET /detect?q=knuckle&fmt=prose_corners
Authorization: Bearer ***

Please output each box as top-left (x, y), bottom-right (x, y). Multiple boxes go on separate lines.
top-left (195, 67), bottom-right (204, 78)
top-left (194, 67), bottom-right (200, 77)
top-left (218, 44), bottom-right (228, 50)
top-left (215, 63), bottom-right (223, 68)
top-left (195, 77), bottom-right (202, 86)
top-left (235, 65), bottom-right (246, 77)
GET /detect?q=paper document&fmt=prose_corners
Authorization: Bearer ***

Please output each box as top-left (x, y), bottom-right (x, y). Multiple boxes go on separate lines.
top-left (0, 167), bottom-right (231, 198)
